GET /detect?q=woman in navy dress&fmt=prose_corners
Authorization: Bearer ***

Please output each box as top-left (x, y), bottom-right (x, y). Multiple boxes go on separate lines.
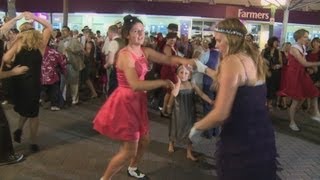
top-left (189, 18), bottom-right (277, 180)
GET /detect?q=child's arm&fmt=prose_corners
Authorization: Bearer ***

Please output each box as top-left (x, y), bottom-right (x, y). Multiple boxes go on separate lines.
top-left (171, 76), bottom-right (181, 97)
top-left (192, 82), bottom-right (213, 105)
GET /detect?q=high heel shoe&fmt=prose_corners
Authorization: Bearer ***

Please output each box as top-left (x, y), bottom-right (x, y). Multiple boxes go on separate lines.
top-left (13, 129), bottom-right (22, 143)
top-left (160, 111), bottom-right (169, 118)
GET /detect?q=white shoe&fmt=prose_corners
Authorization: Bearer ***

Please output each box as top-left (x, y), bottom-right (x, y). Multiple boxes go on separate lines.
top-left (1, 100), bottom-right (8, 105)
top-left (50, 106), bottom-right (60, 111)
top-left (289, 123), bottom-right (300, 131)
top-left (310, 115), bottom-right (320, 123)
top-left (72, 100), bottom-right (78, 105)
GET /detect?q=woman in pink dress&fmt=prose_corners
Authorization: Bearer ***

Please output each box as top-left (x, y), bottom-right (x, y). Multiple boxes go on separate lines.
top-left (278, 29), bottom-right (320, 131)
top-left (93, 15), bottom-right (191, 180)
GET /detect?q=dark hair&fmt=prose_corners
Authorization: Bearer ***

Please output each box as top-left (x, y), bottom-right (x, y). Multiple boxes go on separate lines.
top-left (96, 30), bottom-right (101, 34)
top-left (56, 31), bottom-right (62, 38)
top-left (267, 36), bottom-right (279, 48)
top-left (246, 33), bottom-right (254, 40)
top-left (168, 23), bottom-right (178, 31)
top-left (121, 15), bottom-right (143, 45)
top-left (166, 32), bottom-right (177, 39)
top-left (209, 37), bottom-right (216, 49)
top-left (311, 37), bottom-right (320, 49)
top-left (85, 40), bottom-right (95, 58)
top-left (62, 26), bottom-right (70, 32)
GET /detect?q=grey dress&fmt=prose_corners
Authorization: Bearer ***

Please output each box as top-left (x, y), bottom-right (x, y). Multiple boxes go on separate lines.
top-left (169, 88), bottom-right (196, 144)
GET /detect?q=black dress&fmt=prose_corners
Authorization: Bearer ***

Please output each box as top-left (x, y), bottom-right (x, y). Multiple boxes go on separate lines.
top-left (216, 84), bottom-right (277, 180)
top-left (12, 48), bottom-right (42, 118)
top-left (263, 48), bottom-right (281, 100)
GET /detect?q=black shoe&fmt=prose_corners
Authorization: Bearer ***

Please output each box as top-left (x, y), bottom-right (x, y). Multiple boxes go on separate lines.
top-left (13, 129), bottom-right (22, 143)
top-left (30, 144), bottom-right (40, 153)
top-left (127, 169), bottom-right (150, 180)
top-left (0, 154), bottom-right (24, 166)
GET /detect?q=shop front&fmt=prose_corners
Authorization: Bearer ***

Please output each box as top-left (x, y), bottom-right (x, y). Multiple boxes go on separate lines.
top-left (0, 1), bottom-right (318, 46)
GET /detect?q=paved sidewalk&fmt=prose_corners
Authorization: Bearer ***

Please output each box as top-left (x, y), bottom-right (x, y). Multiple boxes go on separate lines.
top-left (0, 98), bottom-right (319, 180)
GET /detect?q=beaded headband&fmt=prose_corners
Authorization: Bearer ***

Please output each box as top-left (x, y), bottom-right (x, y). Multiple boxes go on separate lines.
top-left (214, 28), bottom-right (244, 37)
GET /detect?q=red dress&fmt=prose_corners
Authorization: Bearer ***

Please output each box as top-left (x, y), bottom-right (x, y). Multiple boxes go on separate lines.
top-left (160, 45), bottom-right (178, 82)
top-left (160, 45), bottom-right (178, 93)
top-left (278, 45), bottom-right (319, 100)
top-left (277, 52), bottom-right (289, 96)
top-left (93, 47), bottom-right (149, 141)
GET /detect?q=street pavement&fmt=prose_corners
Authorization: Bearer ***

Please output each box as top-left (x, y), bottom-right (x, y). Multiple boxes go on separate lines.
top-left (0, 97), bottom-right (319, 180)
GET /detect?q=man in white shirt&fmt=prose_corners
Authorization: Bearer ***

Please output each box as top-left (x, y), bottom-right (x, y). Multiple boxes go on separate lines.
top-left (104, 25), bottom-right (124, 95)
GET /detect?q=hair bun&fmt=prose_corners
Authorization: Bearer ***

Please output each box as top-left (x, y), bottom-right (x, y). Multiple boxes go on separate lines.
top-left (123, 15), bottom-right (134, 23)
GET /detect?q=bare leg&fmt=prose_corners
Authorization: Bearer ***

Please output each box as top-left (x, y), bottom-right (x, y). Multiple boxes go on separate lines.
top-left (13, 116), bottom-right (28, 143)
top-left (29, 117), bottom-right (39, 144)
top-left (310, 97), bottom-right (320, 120)
top-left (168, 141), bottom-right (174, 153)
top-left (86, 79), bottom-right (98, 98)
top-left (289, 99), bottom-right (300, 131)
top-left (162, 92), bottom-right (170, 114)
top-left (18, 116), bottom-right (28, 129)
top-left (282, 96), bottom-right (288, 108)
top-left (102, 141), bottom-right (138, 180)
top-left (186, 143), bottom-right (198, 161)
top-left (166, 94), bottom-right (175, 114)
top-left (129, 134), bottom-right (150, 168)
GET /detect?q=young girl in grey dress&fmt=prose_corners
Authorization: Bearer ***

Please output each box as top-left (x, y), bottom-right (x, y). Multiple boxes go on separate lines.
top-left (169, 65), bottom-right (213, 161)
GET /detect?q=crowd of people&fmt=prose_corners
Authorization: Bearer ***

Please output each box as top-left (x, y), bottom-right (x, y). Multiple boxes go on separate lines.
top-left (0, 11), bottom-right (319, 180)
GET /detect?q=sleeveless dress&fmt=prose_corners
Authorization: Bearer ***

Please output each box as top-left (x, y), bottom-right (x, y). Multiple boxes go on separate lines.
top-left (278, 45), bottom-right (319, 100)
top-left (12, 48), bottom-right (42, 118)
top-left (160, 45), bottom-right (178, 93)
top-left (216, 84), bottom-right (277, 180)
top-left (263, 48), bottom-right (281, 100)
top-left (169, 88), bottom-right (196, 144)
top-left (93, 47), bottom-right (149, 141)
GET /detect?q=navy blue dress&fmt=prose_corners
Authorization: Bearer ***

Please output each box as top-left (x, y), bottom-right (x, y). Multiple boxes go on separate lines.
top-left (216, 84), bottom-right (277, 180)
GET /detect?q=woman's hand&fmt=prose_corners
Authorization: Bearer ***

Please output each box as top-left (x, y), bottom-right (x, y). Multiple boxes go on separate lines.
top-left (189, 126), bottom-right (203, 144)
top-left (11, 65), bottom-right (29, 75)
top-left (194, 59), bottom-right (208, 73)
top-left (24, 12), bottom-right (35, 22)
top-left (15, 13), bottom-right (25, 21)
top-left (163, 79), bottom-right (174, 89)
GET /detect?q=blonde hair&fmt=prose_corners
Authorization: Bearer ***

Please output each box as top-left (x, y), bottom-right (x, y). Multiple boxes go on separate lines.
top-left (17, 22), bottom-right (43, 50)
top-left (214, 18), bottom-right (268, 82)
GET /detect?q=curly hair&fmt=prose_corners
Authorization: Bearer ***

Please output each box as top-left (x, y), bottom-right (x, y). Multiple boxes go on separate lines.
top-left (17, 22), bottom-right (43, 50)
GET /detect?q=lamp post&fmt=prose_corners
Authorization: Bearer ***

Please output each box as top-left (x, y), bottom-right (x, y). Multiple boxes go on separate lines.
top-left (7, 0), bottom-right (16, 20)
top-left (63, 0), bottom-right (69, 26)
top-left (261, 0), bottom-right (286, 38)
top-left (269, 4), bottom-right (276, 37)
